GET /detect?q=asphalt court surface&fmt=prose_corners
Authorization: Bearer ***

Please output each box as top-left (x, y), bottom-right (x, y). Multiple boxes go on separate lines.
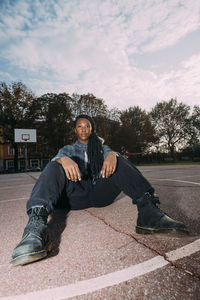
top-left (0, 164), bottom-right (200, 299)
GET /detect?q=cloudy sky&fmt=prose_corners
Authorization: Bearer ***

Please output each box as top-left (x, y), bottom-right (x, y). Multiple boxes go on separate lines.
top-left (0, 0), bottom-right (200, 111)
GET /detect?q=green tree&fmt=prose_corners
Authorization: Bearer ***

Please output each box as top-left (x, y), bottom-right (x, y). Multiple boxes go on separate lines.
top-left (183, 105), bottom-right (200, 158)
top-left (0, 81), bottom-right (36, 170)
top-left (191, 105), bottom-right (200, 136)
top-left (71, 93), bottom-right (108, 117)
top-left (150, 99), bottom-right (191, 158)
top-left (107, 107), bottom-right (121, 123)
top-left (119, 106), bottom-right (155, 154)
top-left (69, 93), bottom-right (112, 146)
top-left (91, 114), bottom-right (120, 150)
top-left (35, 93), bottom-right (73, 156)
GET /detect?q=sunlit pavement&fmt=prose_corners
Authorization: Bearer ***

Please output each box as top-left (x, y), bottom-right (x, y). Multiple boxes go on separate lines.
top-left (0, 165), bottom-right (200, 299)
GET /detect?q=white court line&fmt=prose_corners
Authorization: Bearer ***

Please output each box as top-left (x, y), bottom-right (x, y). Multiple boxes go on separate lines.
top-left (166, 238), bottom-right (200, 261)
top-left (173, 175), bottom-right (200, 180)
top-left (0, 177), bottom-right (31, 182)
top-left (1, 239), bottom-right (200, 300)
top-left (150, 178), bottom-right (200, 186)
top-left (0, 197), bottom-right (28, 203)
top-left (0, 183), bottom-right (34, 190)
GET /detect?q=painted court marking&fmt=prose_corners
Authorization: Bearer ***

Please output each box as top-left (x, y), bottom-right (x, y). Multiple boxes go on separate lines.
top-left (0, 177), bottom-right (32, 182)
top-left (173, 175), bottom-right (200, 180)
top-left (0, 197), bottom-right (28, 203)
top-left (151, 178), bottom-right (200, 186)
top-left (166, 238), bottom-right (200, 261)
top-left (1, 168), bottom-right (199, 299)
top-left (0, 183), bottom-right (34, 190)
top-left (1, 239), bottom-right (200, 300)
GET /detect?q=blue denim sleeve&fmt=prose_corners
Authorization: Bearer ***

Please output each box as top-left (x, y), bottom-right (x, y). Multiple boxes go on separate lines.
top-left (103, 145), bottom-right (120, 160)
top-left (103, 145), bottom-right (113, 159)
top-left (51, 145), bottom-right (72, 161)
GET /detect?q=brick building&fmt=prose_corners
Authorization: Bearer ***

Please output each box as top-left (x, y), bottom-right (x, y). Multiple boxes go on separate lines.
top-left (0, 128), bottom-right (50, 173)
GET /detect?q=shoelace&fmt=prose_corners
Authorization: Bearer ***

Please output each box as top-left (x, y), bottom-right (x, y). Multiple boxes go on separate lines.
top-left (151, 194), bottom-right (160, 205)
top-left (149, 194), bottom-right (166, 216)
top-left (28, 215), bottom-right (47, 230)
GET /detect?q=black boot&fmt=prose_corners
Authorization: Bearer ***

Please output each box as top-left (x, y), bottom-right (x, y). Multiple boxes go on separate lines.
top-left (10, 206), bottom-right (52, 266)
top-left (136, 193), bottom-right (188, 234)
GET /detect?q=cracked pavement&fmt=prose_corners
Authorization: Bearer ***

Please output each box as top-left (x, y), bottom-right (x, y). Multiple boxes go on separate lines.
top-left (0, 164), bottom-right (200, 299)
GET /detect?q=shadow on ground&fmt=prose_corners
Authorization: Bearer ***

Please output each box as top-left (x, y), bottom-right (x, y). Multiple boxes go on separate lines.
top-left (47, 209), bottom-right (69, 257)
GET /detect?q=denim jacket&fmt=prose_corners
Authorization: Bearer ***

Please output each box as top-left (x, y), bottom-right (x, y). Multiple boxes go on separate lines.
top-left (51, 140), bottom-right (113, 179)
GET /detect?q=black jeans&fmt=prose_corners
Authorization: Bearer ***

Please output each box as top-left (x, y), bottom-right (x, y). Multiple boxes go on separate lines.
top-left (27, 156), bottom-right (154, 214)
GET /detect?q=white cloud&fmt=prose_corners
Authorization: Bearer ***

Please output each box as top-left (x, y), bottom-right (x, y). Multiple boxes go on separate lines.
top-left (162, 54), bottom-right (200, 101)
top-left (0, 71), bottom-right (15, 81)
top-left (138, 1), bottom-right (200, 53)
top-left (0, 0), bottom-right (200, 111)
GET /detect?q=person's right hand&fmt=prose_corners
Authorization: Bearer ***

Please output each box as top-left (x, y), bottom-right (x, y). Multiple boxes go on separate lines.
top-left (57, 156), bottom-right (81, 182)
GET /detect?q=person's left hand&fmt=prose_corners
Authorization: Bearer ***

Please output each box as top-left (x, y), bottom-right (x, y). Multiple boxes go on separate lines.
top-left (101, 152), bottom-right (118, 178)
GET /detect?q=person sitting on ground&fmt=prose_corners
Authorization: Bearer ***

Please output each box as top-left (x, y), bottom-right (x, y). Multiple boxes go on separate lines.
top-left (10, 114), bottom-right (187, 266)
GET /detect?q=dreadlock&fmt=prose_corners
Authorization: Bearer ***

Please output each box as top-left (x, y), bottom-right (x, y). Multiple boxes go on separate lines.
top-left (74, 115), bottom-right (104, 184)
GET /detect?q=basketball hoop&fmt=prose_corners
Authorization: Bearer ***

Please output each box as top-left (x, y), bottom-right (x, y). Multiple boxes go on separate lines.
top-left (14, 129), bottom-right (37, 171)
top-left (22, 134), bottom-right (30, 142)
top-left (15, 129), bottom-right (36, 143)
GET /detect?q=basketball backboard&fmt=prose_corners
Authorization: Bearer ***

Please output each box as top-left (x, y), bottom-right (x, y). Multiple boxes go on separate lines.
top-left (14, 129), bottom-right (37, 143)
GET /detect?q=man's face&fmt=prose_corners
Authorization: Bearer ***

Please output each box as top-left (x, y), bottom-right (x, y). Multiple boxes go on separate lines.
top-left (75, 118), bottom-right (92, 144)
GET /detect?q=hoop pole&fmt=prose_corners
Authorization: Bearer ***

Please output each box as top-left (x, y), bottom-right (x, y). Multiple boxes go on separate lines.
top-left (24, 143), bottom-right (28, 170)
